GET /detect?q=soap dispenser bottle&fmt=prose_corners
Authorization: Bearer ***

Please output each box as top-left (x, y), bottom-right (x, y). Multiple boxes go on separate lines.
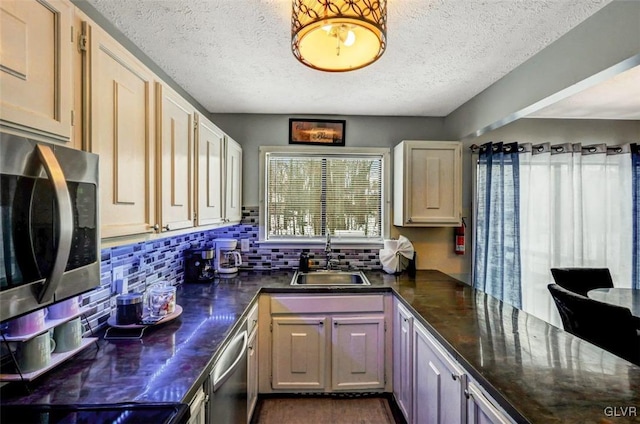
top-left (299, 252), bottom-right (309, 272)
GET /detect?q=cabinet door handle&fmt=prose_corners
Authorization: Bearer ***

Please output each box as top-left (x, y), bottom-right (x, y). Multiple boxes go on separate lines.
top-left (163, 225), bottom-right (170, 231)
top-left (319, 321), bottom-right (324, 327)
top-left (464, 389), bottom-right (471, 399)
top-left (334, 321), bottom-right (338, 326)
top-left (451, 373), bottom-right (458, 380)
top-left (153, 224), bottom-right (160, 231)
top-left (403, 317), bottom-right (409, 322)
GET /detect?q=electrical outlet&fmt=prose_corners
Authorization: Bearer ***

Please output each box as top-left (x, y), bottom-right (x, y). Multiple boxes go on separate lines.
top-left (117, 278), bottom-right (129, 294)
top-left (240, 239), bottom-right (250, 252)
top-left (112, 266), bottom-right (126, 294)
top-left (113, 266), bottom-right (123, 281)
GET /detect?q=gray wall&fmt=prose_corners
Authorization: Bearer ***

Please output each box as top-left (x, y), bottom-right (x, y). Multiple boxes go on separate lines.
top-left (445, 0), bottom-right (640, 140)
top-left (209, 114), bottom-right (447, 205)
top-left (211, 113), bottom-right (639, 281)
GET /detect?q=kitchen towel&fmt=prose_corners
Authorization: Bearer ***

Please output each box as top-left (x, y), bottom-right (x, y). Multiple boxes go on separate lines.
top-left (379, 235), bottom-right (415, 274)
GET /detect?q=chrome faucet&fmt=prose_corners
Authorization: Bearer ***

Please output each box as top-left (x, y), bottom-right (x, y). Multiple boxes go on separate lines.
top-left (325, 233), bottom-right (339, 270)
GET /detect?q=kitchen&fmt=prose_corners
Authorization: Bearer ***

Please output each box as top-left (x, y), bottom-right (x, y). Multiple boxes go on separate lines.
top-left (1, 0), bottom-right (640, 423)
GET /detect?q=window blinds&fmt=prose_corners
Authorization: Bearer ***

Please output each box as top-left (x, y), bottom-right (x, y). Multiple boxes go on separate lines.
top-left (266, 153), bottom-right (382, 240)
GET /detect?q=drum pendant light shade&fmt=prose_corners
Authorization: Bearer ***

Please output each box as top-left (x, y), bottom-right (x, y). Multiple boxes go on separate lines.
top-left (292, 0), bottom-right (387, 72)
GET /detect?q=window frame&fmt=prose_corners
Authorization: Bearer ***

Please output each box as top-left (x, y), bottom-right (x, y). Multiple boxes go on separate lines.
top-left (259, 145), bottom-right (390, 248)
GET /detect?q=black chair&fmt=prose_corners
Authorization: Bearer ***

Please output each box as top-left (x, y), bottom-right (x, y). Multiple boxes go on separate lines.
top-left (550, 267), bottom-right (613, 296)
top-left (548, 283), bottom-right (639, 365)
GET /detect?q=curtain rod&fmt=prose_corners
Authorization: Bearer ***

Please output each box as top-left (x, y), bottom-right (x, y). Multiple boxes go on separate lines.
top-left (469, 142), bottom-right (632, 155)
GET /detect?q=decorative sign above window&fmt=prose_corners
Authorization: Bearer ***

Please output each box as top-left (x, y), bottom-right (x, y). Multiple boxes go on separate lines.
top-left (289, 118), bottom-right (346, 146)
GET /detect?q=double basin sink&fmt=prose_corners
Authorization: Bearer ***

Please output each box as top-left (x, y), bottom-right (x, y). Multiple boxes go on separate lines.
top-left (290, 270), bottom-right (371, 286)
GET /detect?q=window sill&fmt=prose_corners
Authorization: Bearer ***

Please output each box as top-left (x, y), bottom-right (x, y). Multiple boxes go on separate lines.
top-left (257, 240), bottom-right (384, 250)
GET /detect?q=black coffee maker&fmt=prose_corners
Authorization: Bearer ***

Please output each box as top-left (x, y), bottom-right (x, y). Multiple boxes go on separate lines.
top-left (184, 248), bottom-right (216, 282)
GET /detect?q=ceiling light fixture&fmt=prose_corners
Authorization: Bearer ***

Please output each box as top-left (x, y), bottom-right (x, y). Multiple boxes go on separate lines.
top-left (292, 0), bottom-right (387, 72)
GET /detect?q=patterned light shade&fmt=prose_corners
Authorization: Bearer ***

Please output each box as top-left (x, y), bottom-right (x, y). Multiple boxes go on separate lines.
top-left (292, 0), bottom-right (387, 72)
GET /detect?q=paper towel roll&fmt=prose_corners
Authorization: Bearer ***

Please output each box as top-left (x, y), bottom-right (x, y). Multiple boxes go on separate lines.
top-left (379, 235), bottom-right (415, 274)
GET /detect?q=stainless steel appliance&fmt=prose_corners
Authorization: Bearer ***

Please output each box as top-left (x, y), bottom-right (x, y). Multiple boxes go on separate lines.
top-left (208, 318), bottom-right (248, 424)
top-left (0, 134), bottom-right (100, 323)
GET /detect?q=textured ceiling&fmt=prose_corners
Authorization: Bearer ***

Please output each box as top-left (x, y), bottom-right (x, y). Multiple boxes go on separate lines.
top-left (84, 0), bottom-right (615, 117)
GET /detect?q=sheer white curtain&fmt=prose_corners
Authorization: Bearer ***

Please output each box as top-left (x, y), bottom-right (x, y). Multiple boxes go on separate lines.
top-left (519, 143), bottom-right (633, 327)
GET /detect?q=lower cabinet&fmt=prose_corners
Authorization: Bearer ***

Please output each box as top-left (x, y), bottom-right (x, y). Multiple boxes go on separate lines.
top-left (247, 304), bottom-right (259, 422)
top-left (466, 381), bottom-right (513, 424)
top-left (393, 300), bottom-right (414, 422)
top-left (413, 321), bottom-right (466, 424)
top-left (272, 316), bottom-right (327, 390)
top-left (187, 386), bottom-right (207, 424)
top-left (264, 294), bottom-right (391, 394)
top-left (393, 298), bottom-right (514, 424)
top-left (331, 316), bottom-right (385, 391)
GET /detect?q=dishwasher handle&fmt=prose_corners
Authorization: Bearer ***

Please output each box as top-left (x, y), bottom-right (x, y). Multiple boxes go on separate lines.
top-left (212, 330), bottom-right (248, 392)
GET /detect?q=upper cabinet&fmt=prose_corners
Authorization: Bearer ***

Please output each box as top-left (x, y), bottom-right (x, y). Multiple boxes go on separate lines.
top-left (394, 140), bottom-right (462, 227)
top-left (195, 114), bottom-right (224, 227)
top-left (156, 83), bottom-right (195, 232)
top-left (0, 0), bottom-right (73, 142)
top-left (5, 1), bottom-right (242, 241)
top-left (83, 17), bottom-right (157, 238)
top-left (224, 136), bottom-right (242, 223)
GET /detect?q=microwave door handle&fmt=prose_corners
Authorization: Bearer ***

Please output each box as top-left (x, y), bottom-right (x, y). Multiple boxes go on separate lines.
top-left (35, 144), bottom-right (73, 303)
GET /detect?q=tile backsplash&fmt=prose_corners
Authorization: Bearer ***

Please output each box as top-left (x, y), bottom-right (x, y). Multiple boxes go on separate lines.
top-left (81, 206), bottom-right (382, 332)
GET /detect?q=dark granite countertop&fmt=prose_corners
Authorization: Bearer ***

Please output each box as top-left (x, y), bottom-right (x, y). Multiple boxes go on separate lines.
top-left (1, 270), bottom-right (639, 423)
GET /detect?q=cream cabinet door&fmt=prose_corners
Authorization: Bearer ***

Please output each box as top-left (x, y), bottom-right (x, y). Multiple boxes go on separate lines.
top-left (466, 381), bottom-right (513, 424)
top-left (394, 140), bottom-right (462, 226)
top-left (85, 20), bottom-right (156, 238)
top-left (0, 0), bottom-right (73, 141)
top-left (414, 321), bottom-right (466, 424)
top-left (271, 316), bottom-right (326, 390)
top-left (187, 386), bottom-right (207, 424)
top-left (195, 114), bottom-right (224, 227)
top-left (393, 300), bottom-right (414, 422)
top-left (247, 325), bottom-right (259, 422)
top-left (224, 136), bottom-right (242, 223)
top-left (156, 83), bottom-right (194, 232)
top-left (331, 316), bottom-right (385, 391)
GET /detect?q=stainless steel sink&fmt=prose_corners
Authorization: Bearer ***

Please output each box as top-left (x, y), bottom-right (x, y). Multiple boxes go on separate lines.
top-left (290, 270), bottom-right (371, 286)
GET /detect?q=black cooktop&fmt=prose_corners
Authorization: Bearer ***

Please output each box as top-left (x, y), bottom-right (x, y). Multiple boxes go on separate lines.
top-left (0, 402), bottom-right (190, 424)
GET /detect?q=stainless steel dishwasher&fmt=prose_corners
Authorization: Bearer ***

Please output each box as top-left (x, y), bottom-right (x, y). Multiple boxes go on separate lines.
top-left (207, 319), bottom-right (248, 424)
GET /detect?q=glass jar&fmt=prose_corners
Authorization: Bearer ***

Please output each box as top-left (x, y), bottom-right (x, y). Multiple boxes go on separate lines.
top-left (147, 282), bottom-right (177, 317)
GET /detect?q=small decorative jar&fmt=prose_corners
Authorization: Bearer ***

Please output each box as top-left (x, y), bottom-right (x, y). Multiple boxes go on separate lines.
top-left (115, 293), bottom-right (143, 325)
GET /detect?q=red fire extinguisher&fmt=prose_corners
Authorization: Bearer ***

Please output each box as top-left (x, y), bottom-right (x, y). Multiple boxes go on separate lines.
top-left (455, 218), bottom-right (466, 255)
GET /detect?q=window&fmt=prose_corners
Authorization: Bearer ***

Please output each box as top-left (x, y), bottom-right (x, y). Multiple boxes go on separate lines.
top-left (260, 146), bottom-right (389, 245)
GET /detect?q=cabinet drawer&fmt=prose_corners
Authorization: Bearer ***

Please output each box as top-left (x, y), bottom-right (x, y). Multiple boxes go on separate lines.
top-left (271, 295), bottom-right (384, 314)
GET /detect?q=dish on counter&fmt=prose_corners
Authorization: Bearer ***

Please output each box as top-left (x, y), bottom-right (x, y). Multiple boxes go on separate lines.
top-left (106, 305), bottom-right (183, 329)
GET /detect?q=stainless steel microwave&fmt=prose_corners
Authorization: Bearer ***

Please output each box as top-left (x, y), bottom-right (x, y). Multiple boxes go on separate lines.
top-left (0, 133), bottom-right (100, 323)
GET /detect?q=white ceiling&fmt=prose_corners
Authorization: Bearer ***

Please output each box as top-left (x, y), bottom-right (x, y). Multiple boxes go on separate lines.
top-left (84, 0), bottom-right (624, 118)
top-left (527, 65), bottom-right (640, 120)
